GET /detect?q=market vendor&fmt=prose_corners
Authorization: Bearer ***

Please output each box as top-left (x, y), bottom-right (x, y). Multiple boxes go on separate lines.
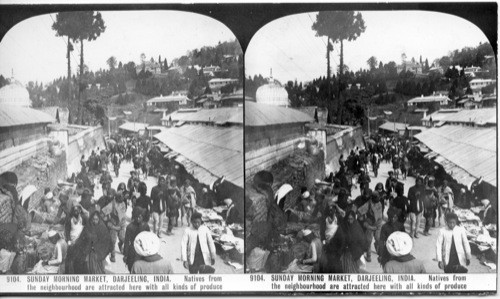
top-left (224, 198), bottom-right (241, 225)
top-left (46, 230), bottom-right (68, 274)
top-left (298, 229), bottom-right (323, 273)
top-left (481, 199), bottom-right (497, 226)
top-left (286, 188), bottom-right (315, 222)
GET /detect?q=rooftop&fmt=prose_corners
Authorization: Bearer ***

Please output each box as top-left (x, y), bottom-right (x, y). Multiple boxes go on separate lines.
top-left (0, 105), bottom-right (54, 127)
top-left (379, 121), bottom-right (408, 132)
top-left (245, 101), bottom-right (313, 127)
top-left (154, 124), bottom-right (243, 188)
top-left (408, 94), bottom-right (450, 104)
top-left (415, 125), bottom-right (496, 187)
top-left (165, 107), bottom-right (243, 125)
top-left (118, 122), bottom-right (149, 133)
top-left (147, 94), bottom-right (190, 103)
top-left (422, 108), bottom-right (496, 125)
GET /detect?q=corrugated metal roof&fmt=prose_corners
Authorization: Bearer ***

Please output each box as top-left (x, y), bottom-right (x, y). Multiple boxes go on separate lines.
top-left (415, 125), bottom-right (496, 187)
top-left (165, 107), bottom-right (243, 125)
top-left (379, 121), bottom-right (407, 132)
top-left (0, 105), bottom-right (54, 127)
top-left (245, 101), bottom-right (313, 127)
top-left (154, 124), bottom-right (243, 188)
top-left (147, 95), bottom-right (190, 103)
top-left (118, 122), bottom-right (149, 132)
top-left (422, 108), bottom-right (496, 124)
top-left (408, 95), bottom-right (450, 104)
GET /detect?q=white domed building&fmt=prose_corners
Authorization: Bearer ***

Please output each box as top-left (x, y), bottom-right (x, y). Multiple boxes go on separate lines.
top-left (0, 78), bottom-right (31, 107)
top-left (255, 80), bottom-right (289, 107)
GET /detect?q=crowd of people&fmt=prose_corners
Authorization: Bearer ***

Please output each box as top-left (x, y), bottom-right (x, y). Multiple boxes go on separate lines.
top-left (248, 135), bottom-right (495, 275)
top-left (0, 135), bottom-right (239, 275)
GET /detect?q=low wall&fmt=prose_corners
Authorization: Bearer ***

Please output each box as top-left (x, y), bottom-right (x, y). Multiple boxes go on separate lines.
top-left (245, 136), bottom-right (306, 179)
top-left (67, 126), bottom-right (105, 176)
top-left (0, 138), bottom-right (50, 174)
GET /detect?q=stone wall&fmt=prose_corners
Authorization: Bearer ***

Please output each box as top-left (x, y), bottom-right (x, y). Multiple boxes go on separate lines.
top-left (308, 125), bottom-right (365, 176)
top-left (245, 124), bottom-right (308, 179)
top-left (67, 126), bottom-right (106, 176)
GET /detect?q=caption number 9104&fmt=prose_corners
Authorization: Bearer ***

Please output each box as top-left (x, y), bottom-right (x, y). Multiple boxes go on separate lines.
top-left (250, 275), bottom-right (265, 282)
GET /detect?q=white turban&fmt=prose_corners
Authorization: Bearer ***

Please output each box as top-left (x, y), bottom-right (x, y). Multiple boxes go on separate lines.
top-left (20, 185), bottom-right (37, 207)
top-left (275, 184), bottom-right (293, 204)
top-left (134, 231), bottom-right (160, 257)
top-left (386, 231), bottom-right (413, 257)
top-left (303, 229), bottom-right (312, 237)
top-left (45, 192), bottom-right (53, 200)
top-left (48, 230), bottom-right (58, 238)
top-left (301, 191), bottom-right (310, 199)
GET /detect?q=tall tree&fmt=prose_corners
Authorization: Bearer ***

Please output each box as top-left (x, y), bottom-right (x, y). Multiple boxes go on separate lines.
top-left (73, 11), bottom-right (106, 124)
top-left (52, 12), bottom-right (79, 108)
top-left (106, 56), bottom-right (117, 70)
top-left (312, 11), bottom-right (366, 124)
top-left (367, 56), bottom-right (378, 71)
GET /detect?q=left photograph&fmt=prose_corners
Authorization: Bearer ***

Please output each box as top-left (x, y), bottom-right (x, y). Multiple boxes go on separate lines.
top-left (0, 10), bottom-right (244, 275)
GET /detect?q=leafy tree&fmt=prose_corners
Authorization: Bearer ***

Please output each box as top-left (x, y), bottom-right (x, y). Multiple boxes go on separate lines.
top-left (367, 56), bottom-right (378, 71)
top-left (52, 12), bottom-right (80, 105)
top-left (107, 56), bottom-right (117, 70)
top-left (312, 11), bottom-right (365, 124)
top-left (72, 11), bottom-right (106, 124)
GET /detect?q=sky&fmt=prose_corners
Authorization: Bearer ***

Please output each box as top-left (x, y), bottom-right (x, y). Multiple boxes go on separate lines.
top-left (0, 11), bottom-right (239, 85)
top-left (246, 10), bottom-right (492, 84)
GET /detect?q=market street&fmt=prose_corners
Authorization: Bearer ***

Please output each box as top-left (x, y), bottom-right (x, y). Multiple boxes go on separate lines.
top-left (355, 160), bottom-right (495, 274)
top-left (98, 160), bottom-right (241, 274)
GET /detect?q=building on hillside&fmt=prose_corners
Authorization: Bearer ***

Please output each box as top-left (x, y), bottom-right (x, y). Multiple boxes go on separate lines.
top-left (421, 108), bottom-right (496, 128)
top-left (208, 78), bottom-right (239, 91)
top-left (0, 78), bottom-right (31, 107)
top-left (397, 61), bottom-right (423, 74)
top-left (428, 66), bottom-right (444, 75)
top-left (146, 94), bottom-right (192, 112)
top-left (202, 65), bottom-right (221, 77)
top-left (220, 88), bottom-right (249, 107)
top-left (464, 66), bottom-right (482, 77)
top-left (118, 122), bottom-right (149, 137)
top-left (35, 106), bottom-right (70, 124)
top-left (415, 125), bottom-right (496, 200)
top-left (407, 94), bottom-right (451, 109)
top-left (135, 60), bottom-right (162, 74)
top-left (469, 79), bottom-right (496, 98)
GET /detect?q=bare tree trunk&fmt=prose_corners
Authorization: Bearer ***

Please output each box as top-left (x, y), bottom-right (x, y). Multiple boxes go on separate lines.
top-left (338, 39), bottom-right (344, 125)
top-left (78, 39), bottom-right (84, 125)
top-left (326, 37), bottom-right (331, 80)
top-left (67, 37), bottom-right (71, 115)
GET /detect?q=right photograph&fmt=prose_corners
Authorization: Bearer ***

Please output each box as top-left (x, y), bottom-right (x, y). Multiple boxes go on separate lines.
top-left (244, 11), bottom-right (497, 274)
